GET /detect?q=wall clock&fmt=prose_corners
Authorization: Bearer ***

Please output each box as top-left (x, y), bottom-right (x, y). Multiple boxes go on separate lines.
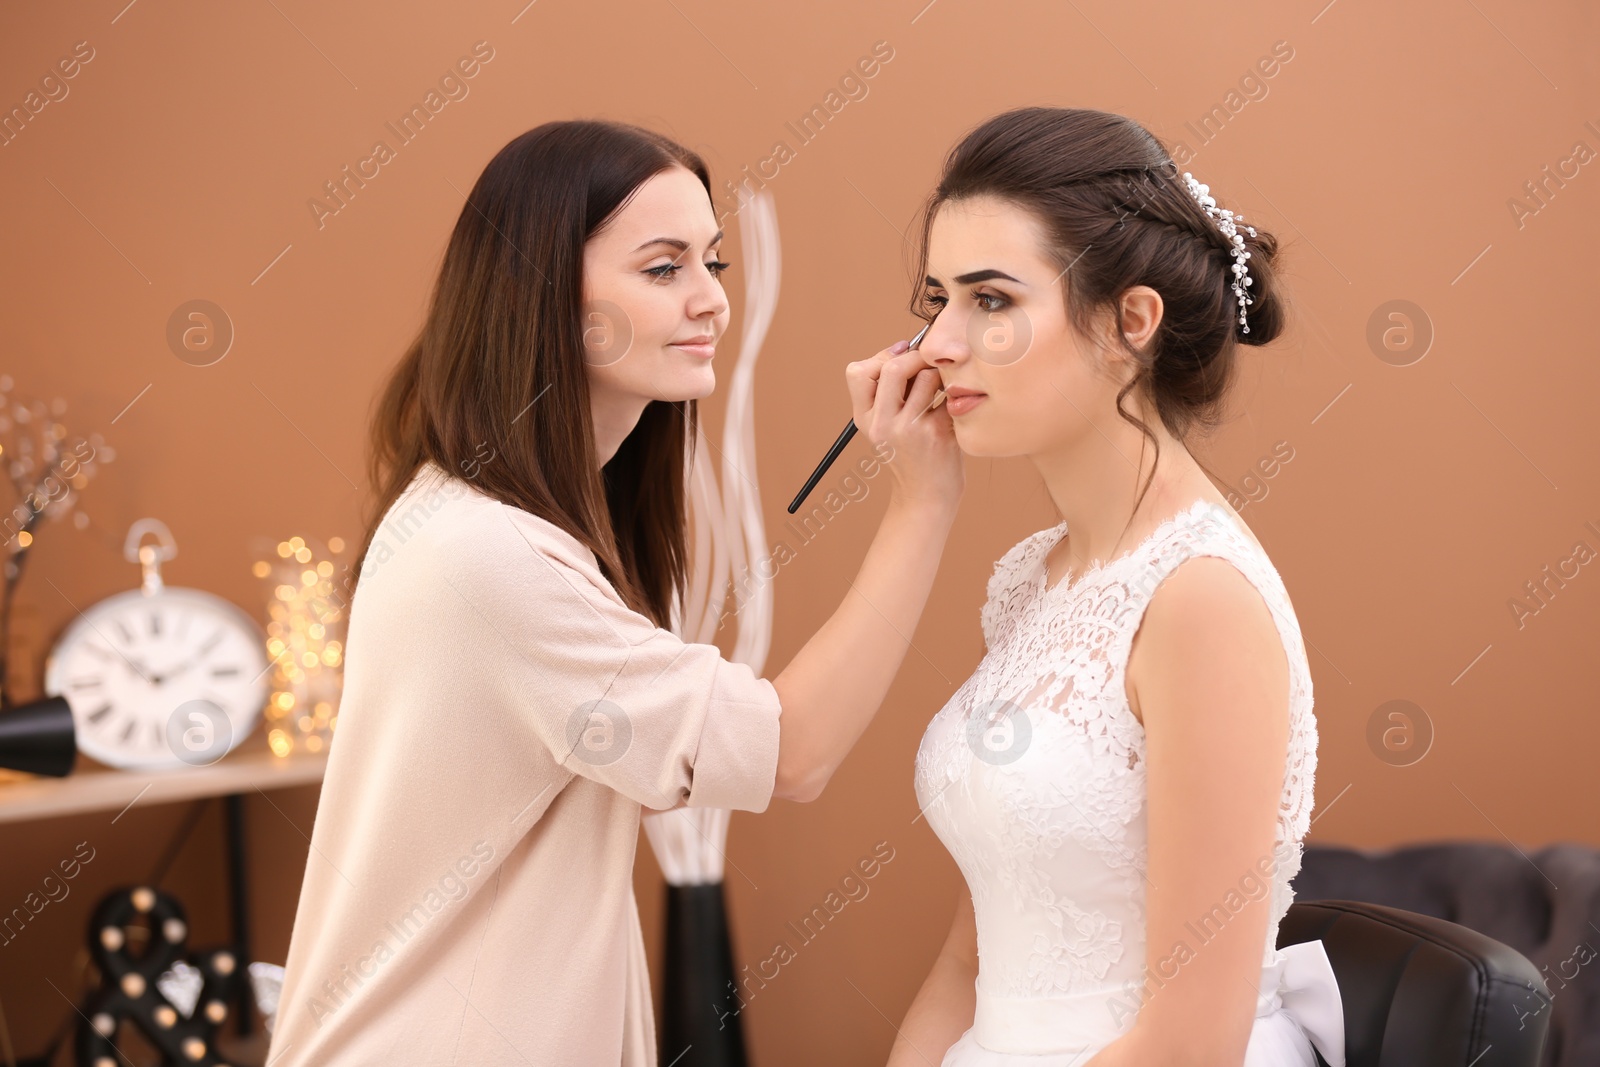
top-left (43, 519), bottom-right (269, 771)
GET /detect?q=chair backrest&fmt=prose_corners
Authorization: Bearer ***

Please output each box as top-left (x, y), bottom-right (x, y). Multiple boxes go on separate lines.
top-left (1294, 841), bottom-right (1600, 1066)
top-left (1279, 900), bottom-right (1551, 1067)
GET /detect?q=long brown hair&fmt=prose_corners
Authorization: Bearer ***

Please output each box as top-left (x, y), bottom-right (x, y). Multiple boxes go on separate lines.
top-left (908, 106), bottom-right (1287, 520)
top-left (354, 120), bottom-right (711, 627)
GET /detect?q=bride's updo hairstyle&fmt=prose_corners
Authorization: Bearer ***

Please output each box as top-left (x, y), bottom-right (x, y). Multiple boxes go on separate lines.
top-left (908, 106), bottom-right (1287, 509)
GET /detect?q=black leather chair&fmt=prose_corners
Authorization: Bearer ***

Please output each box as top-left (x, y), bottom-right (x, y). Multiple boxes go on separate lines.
top-left (1279, 900), bottom-right (1552, 1067)
top-left (1294, 843), bottom-right (1600, 1066)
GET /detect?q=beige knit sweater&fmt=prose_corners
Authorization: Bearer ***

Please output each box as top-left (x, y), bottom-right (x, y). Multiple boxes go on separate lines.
top-left (268, 459), bottom-right (782, 1066)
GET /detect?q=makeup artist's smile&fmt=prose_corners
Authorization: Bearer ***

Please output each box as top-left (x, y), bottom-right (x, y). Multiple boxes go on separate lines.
top-left (669, 334), bottom-right (716, 359)
top-left (943, 385), bottom-right (987, 416)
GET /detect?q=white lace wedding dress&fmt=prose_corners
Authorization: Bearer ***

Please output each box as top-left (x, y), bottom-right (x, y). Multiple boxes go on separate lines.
top-left (913, 499), bottom-right (1345, 1066)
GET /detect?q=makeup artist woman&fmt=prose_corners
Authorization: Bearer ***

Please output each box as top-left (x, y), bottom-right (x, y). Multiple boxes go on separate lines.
top-left (266, 120), bottom-right (961, 1066)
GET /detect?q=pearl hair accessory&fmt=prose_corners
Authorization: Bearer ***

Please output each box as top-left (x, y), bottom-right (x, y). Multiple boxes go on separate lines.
top-left (1181, 171), bottom-right (1258, 334)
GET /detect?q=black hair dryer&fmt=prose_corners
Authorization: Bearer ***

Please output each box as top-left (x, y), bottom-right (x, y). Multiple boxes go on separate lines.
top-left (0, 696), bottom-right (78, 778)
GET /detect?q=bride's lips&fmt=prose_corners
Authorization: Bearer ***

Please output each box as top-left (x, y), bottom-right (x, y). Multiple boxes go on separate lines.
top-left (669, 336), bottom-right (716, 359)
top-left (943, 386), bottom-right (988, 416)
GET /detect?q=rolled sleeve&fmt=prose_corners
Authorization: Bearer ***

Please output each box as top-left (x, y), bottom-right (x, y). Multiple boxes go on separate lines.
top-left (685, 657), bottom-right (782, 811)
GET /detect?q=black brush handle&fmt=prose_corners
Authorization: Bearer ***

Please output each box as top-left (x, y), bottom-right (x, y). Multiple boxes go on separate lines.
top-left (787, 323), bottom-right (931, 514)
top-left (786, 419), bottom-right (857, 514)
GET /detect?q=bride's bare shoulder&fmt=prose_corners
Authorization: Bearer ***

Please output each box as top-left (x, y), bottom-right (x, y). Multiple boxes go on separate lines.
top-left (1126, 552), bottom-right (1288, 729)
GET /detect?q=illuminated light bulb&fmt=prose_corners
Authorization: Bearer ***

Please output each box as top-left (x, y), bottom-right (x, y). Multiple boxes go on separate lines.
top-left (258, 535), bottom-right (345, 758)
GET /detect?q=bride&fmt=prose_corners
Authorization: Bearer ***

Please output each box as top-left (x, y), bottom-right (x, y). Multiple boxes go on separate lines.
top-left (888, 107), bottom-right (1345, 1067)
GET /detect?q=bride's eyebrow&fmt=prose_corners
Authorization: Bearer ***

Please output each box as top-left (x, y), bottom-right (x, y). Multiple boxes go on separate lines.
top-left (924, 268), bottom-right (1027, 287)
top-left (632, 230), bottom-right (726, 255)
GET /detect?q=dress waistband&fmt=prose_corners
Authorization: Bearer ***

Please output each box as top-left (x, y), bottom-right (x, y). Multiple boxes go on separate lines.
top-left (972, 940), bottom-right (1345, 1064)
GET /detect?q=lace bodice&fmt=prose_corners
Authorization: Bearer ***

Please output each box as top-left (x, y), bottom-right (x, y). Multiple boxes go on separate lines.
top-left (913, 498), bottom-right (1319, 1027)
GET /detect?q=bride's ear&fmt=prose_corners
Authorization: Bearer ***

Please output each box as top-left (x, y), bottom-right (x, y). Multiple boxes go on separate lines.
top-left (1115, 285), bottom-right (1164, 355)
top-left (1079, 291), bottom-right (1159, 380)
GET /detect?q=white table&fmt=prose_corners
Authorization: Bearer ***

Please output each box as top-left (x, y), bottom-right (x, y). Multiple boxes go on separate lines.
top-left (0, 744), bottom-right (327, 824)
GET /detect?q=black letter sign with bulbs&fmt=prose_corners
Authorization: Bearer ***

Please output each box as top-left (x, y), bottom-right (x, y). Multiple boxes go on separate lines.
top-left (77, 884), bottom-right (242, 1066)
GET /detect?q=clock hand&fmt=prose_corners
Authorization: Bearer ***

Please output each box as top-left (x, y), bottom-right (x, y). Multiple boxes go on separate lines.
top-left (151, 659), bottom-right (196, 684)
top-left (133, 639), bottom-right (220, 688)
top-left (150, 635), bottom-right (223, 687)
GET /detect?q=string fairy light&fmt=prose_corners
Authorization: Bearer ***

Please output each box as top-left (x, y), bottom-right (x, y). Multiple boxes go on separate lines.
top-left (252, 534), bottom-right (347, 757)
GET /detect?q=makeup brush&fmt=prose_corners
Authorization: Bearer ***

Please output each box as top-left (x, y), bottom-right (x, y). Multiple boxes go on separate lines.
top-left (787, 322), bottom-right (940, 514)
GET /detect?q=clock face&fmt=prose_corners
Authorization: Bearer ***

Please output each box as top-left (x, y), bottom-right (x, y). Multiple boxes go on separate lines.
top-left (44, 587), bottom-right (270, 771)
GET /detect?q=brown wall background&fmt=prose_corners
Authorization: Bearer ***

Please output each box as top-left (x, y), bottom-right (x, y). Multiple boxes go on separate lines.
top-left (2, 0), bottom-right (1597, 1062)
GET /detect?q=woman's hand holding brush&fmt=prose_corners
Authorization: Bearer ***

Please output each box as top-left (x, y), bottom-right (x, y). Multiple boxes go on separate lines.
top-left (840, 329), bottom-right (964, 515)
top-left (789, 323), bottom-right (963, 515)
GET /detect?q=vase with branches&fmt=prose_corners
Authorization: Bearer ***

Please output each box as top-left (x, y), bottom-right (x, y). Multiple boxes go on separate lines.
top-left (0, 375), bottom-right (114, 710)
